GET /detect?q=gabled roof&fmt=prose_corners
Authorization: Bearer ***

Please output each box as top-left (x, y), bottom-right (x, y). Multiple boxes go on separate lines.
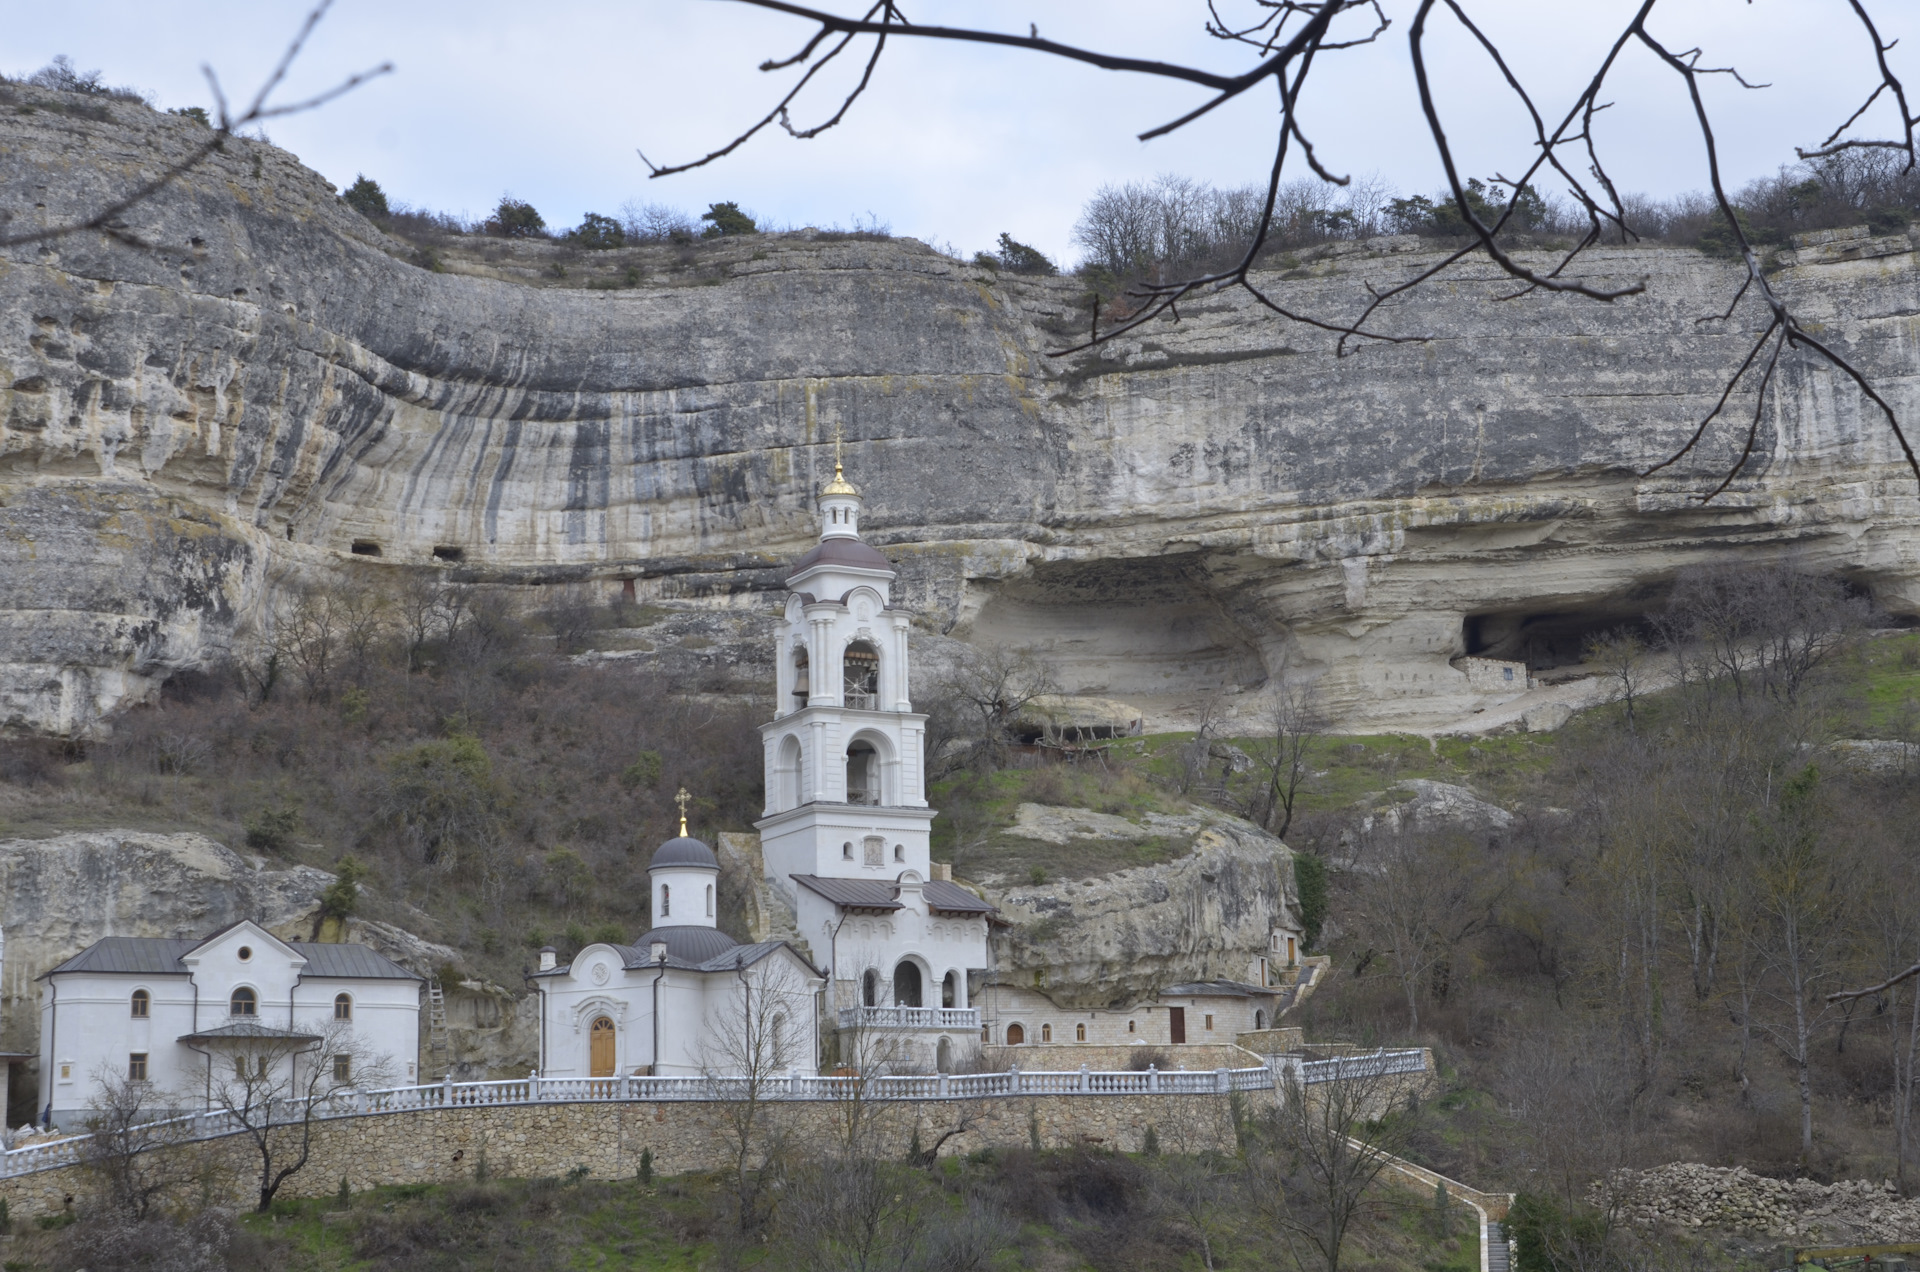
top-left (790, 874), bottom-right (996, 916)
top-left (533, 932), bottom-right (824, 979)
top-left (178, 1021), bottom-right (321, 1044)
top-left (43, 936), bottom-right (418, 981)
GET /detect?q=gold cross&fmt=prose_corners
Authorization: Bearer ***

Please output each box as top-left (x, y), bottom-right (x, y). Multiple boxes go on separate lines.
top-left (674, 786), bottom-right (691, 837)
top-left (833, 422), bottom-right (845, 480)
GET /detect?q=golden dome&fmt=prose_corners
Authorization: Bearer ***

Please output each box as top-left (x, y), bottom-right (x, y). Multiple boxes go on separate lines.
top-left (822, 457), bottom-right (859, 497)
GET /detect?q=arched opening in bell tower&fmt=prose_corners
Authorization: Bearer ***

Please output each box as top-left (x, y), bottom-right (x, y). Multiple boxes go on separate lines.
top-left (843, 641), bottom-right (879, 709)
top-left (791, 646), bottom-right (810, 707)
top-left (893, 961), bottom-right (923, 1008)
top-left (773, 734), bottom-right (803, 811)
top-left (846, 741), bottom-right (880, 806)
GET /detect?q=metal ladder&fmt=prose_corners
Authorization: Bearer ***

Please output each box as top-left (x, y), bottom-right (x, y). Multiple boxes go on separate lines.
top-left (426, 977), bottom-right (452, 1072)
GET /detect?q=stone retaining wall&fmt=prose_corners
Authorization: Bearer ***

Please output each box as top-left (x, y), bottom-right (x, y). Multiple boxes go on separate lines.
top-left (0, 1090), bottom-right (1256, 1220)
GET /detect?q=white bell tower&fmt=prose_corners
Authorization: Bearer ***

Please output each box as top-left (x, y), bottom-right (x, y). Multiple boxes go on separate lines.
top-left (755, 454), bottom-right (935, 890)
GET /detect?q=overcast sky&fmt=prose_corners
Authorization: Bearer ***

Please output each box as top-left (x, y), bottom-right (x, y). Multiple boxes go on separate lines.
top-left (9, 2), bottom-right (1911, 263)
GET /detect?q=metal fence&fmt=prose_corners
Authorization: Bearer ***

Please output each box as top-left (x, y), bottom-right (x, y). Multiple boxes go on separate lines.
top-left (0, 1050), bottom-right (1426, 1180)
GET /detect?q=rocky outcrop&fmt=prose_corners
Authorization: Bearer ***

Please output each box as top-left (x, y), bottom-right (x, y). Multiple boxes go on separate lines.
top-left (5, 89), bottom-right (1920, 736)
top-left (1614, 1162), bottom-right (1920, 1244)
top-left (985, 805), bottom-right (1296, 1009)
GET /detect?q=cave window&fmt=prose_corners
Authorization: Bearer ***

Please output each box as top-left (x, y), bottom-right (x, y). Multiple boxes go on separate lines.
top-left (432, 545), bottom-right (464, 562)
top-left (843, 642), bottom-right (879, 709)
top-left (350, 540), bottom-right (381, 557)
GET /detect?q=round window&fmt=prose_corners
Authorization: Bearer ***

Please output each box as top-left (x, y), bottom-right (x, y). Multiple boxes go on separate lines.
top-left (237, 946), bottom-right (253, 962)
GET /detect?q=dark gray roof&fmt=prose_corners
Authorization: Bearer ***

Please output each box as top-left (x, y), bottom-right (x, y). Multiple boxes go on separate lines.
top-left (1163, 980), bottom-right (1277, 1000)
top-left (626, 925), bottom-right (739, 966)
top-left (650, 836), bottom-right (719, 870)
top-left (791, 874), bottom-right (996, 916)
top-left (788, 536), bottom-right (893, 581)
top-left (43, 936), bottom-right (417, 981)
top-left (178, 1021), bottom-right (321, 1044)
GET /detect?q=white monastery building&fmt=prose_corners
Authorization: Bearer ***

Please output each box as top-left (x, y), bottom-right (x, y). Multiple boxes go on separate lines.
top-left (37, 920), bottom-right (420, 1128)
top-left (531, 798), bottom-right (825, 1078)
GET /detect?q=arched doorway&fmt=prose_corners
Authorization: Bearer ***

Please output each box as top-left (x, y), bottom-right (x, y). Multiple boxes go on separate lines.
top-left (942, 971), bottom-right (957, 1009)
top-left (1005, 1023), bottom-right (1025, 1046)
top-left (936, 1037), bottom-right (953, 1074)
top-left (862, 969), bottom-right (879, 1008)
top-left (893, 961), bottom-right (923, 1008)
top-left (590, 1016), bottom-right (616, 1077)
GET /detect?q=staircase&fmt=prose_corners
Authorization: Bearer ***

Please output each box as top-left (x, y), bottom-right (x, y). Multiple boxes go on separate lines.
top-left (426, 977), bottom-right (452, 1074)
top-left (1485, 1220), bottom-right (1510, 1271)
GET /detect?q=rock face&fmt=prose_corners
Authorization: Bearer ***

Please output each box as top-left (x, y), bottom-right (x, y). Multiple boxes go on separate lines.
top-left (5, 90), bottom-right (1920, 735)
top-left (986, 805), bottom-right (1297, 1009)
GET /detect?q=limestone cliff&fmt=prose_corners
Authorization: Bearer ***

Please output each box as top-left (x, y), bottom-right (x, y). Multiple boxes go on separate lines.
top-left (4, 88), bottom-right (1920, 736)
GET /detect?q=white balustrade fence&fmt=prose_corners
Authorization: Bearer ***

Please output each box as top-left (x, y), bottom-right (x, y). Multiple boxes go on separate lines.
top-left (1, 1050), bottom-right (1426, 1180)
top-left (836, 1006), bottom-right (980, 1030)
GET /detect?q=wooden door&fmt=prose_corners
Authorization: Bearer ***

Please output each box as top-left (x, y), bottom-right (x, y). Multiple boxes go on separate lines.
top-left (1168, 1007), bottom-right (1186, 1045)
top-left (590, 1016), bottom-right (616, 1077)
top-left (1006, 1023), bottom-right (1025, 1046)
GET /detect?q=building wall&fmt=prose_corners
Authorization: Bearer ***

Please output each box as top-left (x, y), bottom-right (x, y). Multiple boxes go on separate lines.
top-left (0, 1088), bottom-right (1256, 1220)
top-left (982, 987), bottom-right (1279, 1049)
top-left (537, 950), bottom-right (821, 1079)
top-left (38, 966), bottom-right (418, 1127)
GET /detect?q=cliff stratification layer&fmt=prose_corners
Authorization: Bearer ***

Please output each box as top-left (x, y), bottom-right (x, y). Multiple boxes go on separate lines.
top-left (5, 91), bottom-right (1919, 733)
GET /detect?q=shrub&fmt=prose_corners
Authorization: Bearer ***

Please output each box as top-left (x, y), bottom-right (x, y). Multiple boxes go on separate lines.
top-left (343, 175), bottom-right (390, 219)
top-left (994, 232), bottom-right (1056, 275)
top-left (621, 751), bottom-right (663, 789)
top-left (1293, 851), bottom-right (1327, 950)
top-left (27, 55), bottom-right (148, 102)
top-left (317, 855), bottom-right (369, 926)
top-left (564, 212), bottom-right (625, 249)
top-left (700, 202), bottom-right (758, 237)
top-left (168, 105), bottom-right (211, 127)
top-left (485, 195), bottom-right (547, 239)
top-left (244, 805), bottom-right (302, 853)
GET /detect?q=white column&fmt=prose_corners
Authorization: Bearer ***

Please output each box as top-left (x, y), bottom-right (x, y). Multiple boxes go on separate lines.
top-left (808, 719), bottom-right (828, 802)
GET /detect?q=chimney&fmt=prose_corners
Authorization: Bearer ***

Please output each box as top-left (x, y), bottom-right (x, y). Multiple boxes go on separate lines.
top-left (651, 941), bottom-right (670, 964)
top-left (931, 863), bottom-right (952, 882)
top-left (538, 946), bottom-right (557, 972)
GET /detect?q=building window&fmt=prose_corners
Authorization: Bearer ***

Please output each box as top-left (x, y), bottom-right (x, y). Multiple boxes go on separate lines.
top-left (706, 884), bottom-right (714, 918)
top-left (862, 969), bottom-right (879, 1008)
top-left (131, 989), bottom-right (150, 1018)
top-left (58, 1062), bottom-right (72, 1081)
top-left (843, 841), bottom-right (854, 860)
top-left (1041, 1024), bottom-right (1052, 1043)
top-left (332, 1054), bottom-right (352, 1083)
top-left (1128, 1020), bottom-right (1136, 1034)
top-left (843, 642), bottom-right (880, 709)
top-left (1204, 1014), bottom-right (1214, 1032)
top-left (128, 1053), bottom-right (148, 1082)
top-left (1006, 1023), bottom-right (1025, 1046)
top-left (894, 844), bottom-right (904, 863)
top-left (1503, 666), bottom-right (1514, 681)
top-left (1255, 1010), bottom-right (1267, 1030)
top-left (660, 884), bottom-right (670, 917)
top-left (334, 993), bottom-right (353, 1021)
top-left (237, 945), bottom-right (253, 962)
top-left (230, 987), bottom-right (257, 1017)
top-left (1075, 1023), bottom-right (1086, 1042)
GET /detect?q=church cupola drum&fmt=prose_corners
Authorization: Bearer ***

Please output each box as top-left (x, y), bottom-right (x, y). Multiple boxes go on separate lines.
top-left (755, 451), bottom-right (995, 1072)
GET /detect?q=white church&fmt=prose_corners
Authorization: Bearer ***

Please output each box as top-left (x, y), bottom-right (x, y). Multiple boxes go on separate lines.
top-left (534, 457), bottom-right (995, 1077)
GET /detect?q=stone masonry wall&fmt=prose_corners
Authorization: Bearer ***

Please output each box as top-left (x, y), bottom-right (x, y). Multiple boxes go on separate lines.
top-left (0, 1090), bottom-right (1253, 1220)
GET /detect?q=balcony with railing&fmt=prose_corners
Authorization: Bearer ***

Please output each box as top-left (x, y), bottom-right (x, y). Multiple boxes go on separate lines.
top-left (838, 1005), bottom-right (980, 1031)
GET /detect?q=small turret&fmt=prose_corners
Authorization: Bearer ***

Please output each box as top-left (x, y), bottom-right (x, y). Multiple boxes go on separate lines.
top-left (818, 453), bottom-right (862, 539)
top-left (648, 787), bottom-right (719, 928)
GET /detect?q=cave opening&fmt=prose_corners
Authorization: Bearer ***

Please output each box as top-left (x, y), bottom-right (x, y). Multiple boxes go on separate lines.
top-left (432, 545), bottom-right (464, 562)
top-left (1462, 600), bottom-right (1661, 674)
top-left (350, 540), bottom-right (382, 557)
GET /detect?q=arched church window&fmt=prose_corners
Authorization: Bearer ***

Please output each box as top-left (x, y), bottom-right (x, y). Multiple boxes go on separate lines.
top-left (1041, 1023), bottom-right (1052, 1043)
top-left (791, 647), bottom-right (810, 706)
top-left (230, 987), bottom-right (256, 1017)
top-left (843, 642), bottom-right (879, 709)
top-left (130, 989), bottom-right (150, 1018)
top-left (705, 884), bottom-right (714, 917)
top-left (660, 884), bottom-right (670, 918)
top-left (847, 743), bottom-right (880, 806)
top-left (772, 1015), bottom-right (786, 1058)
top-left (862, 970), bottom-right (879, 1008)
top-left (942, 972), bottom-right (956, 1009)
top-left (843, 841), bottom-right (854, 860)
top-left (334, 993), bottom-right (353, 1021)
top-left (893, 844), bottom-right (904, 862)
top-left (1076, 1023), bottom-right (1086, 1042)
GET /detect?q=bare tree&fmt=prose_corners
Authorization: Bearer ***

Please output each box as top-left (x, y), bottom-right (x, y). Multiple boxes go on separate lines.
top-left (82, 1068), bottom-right (213, 1220)
top-left (1661, 563), bottom-right (1872, 705)
top-left (1348, 830), bottom-right (1502, 1032)
top-left (654, 2), bottom-right (1920, 498)
top-left (937, 644), bottom-right (1058, 769)
top-left (1245, 1061), bottom-right (1417, 1272)
top-left (1583, 628), bottom-right (1651, 735)
top-left (699, 954), bottom-right (813, 1236)
top-left (1252, 660), bottom-right (1325, 838)
top-left (199, 1018), bottom-right (395, 1212)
